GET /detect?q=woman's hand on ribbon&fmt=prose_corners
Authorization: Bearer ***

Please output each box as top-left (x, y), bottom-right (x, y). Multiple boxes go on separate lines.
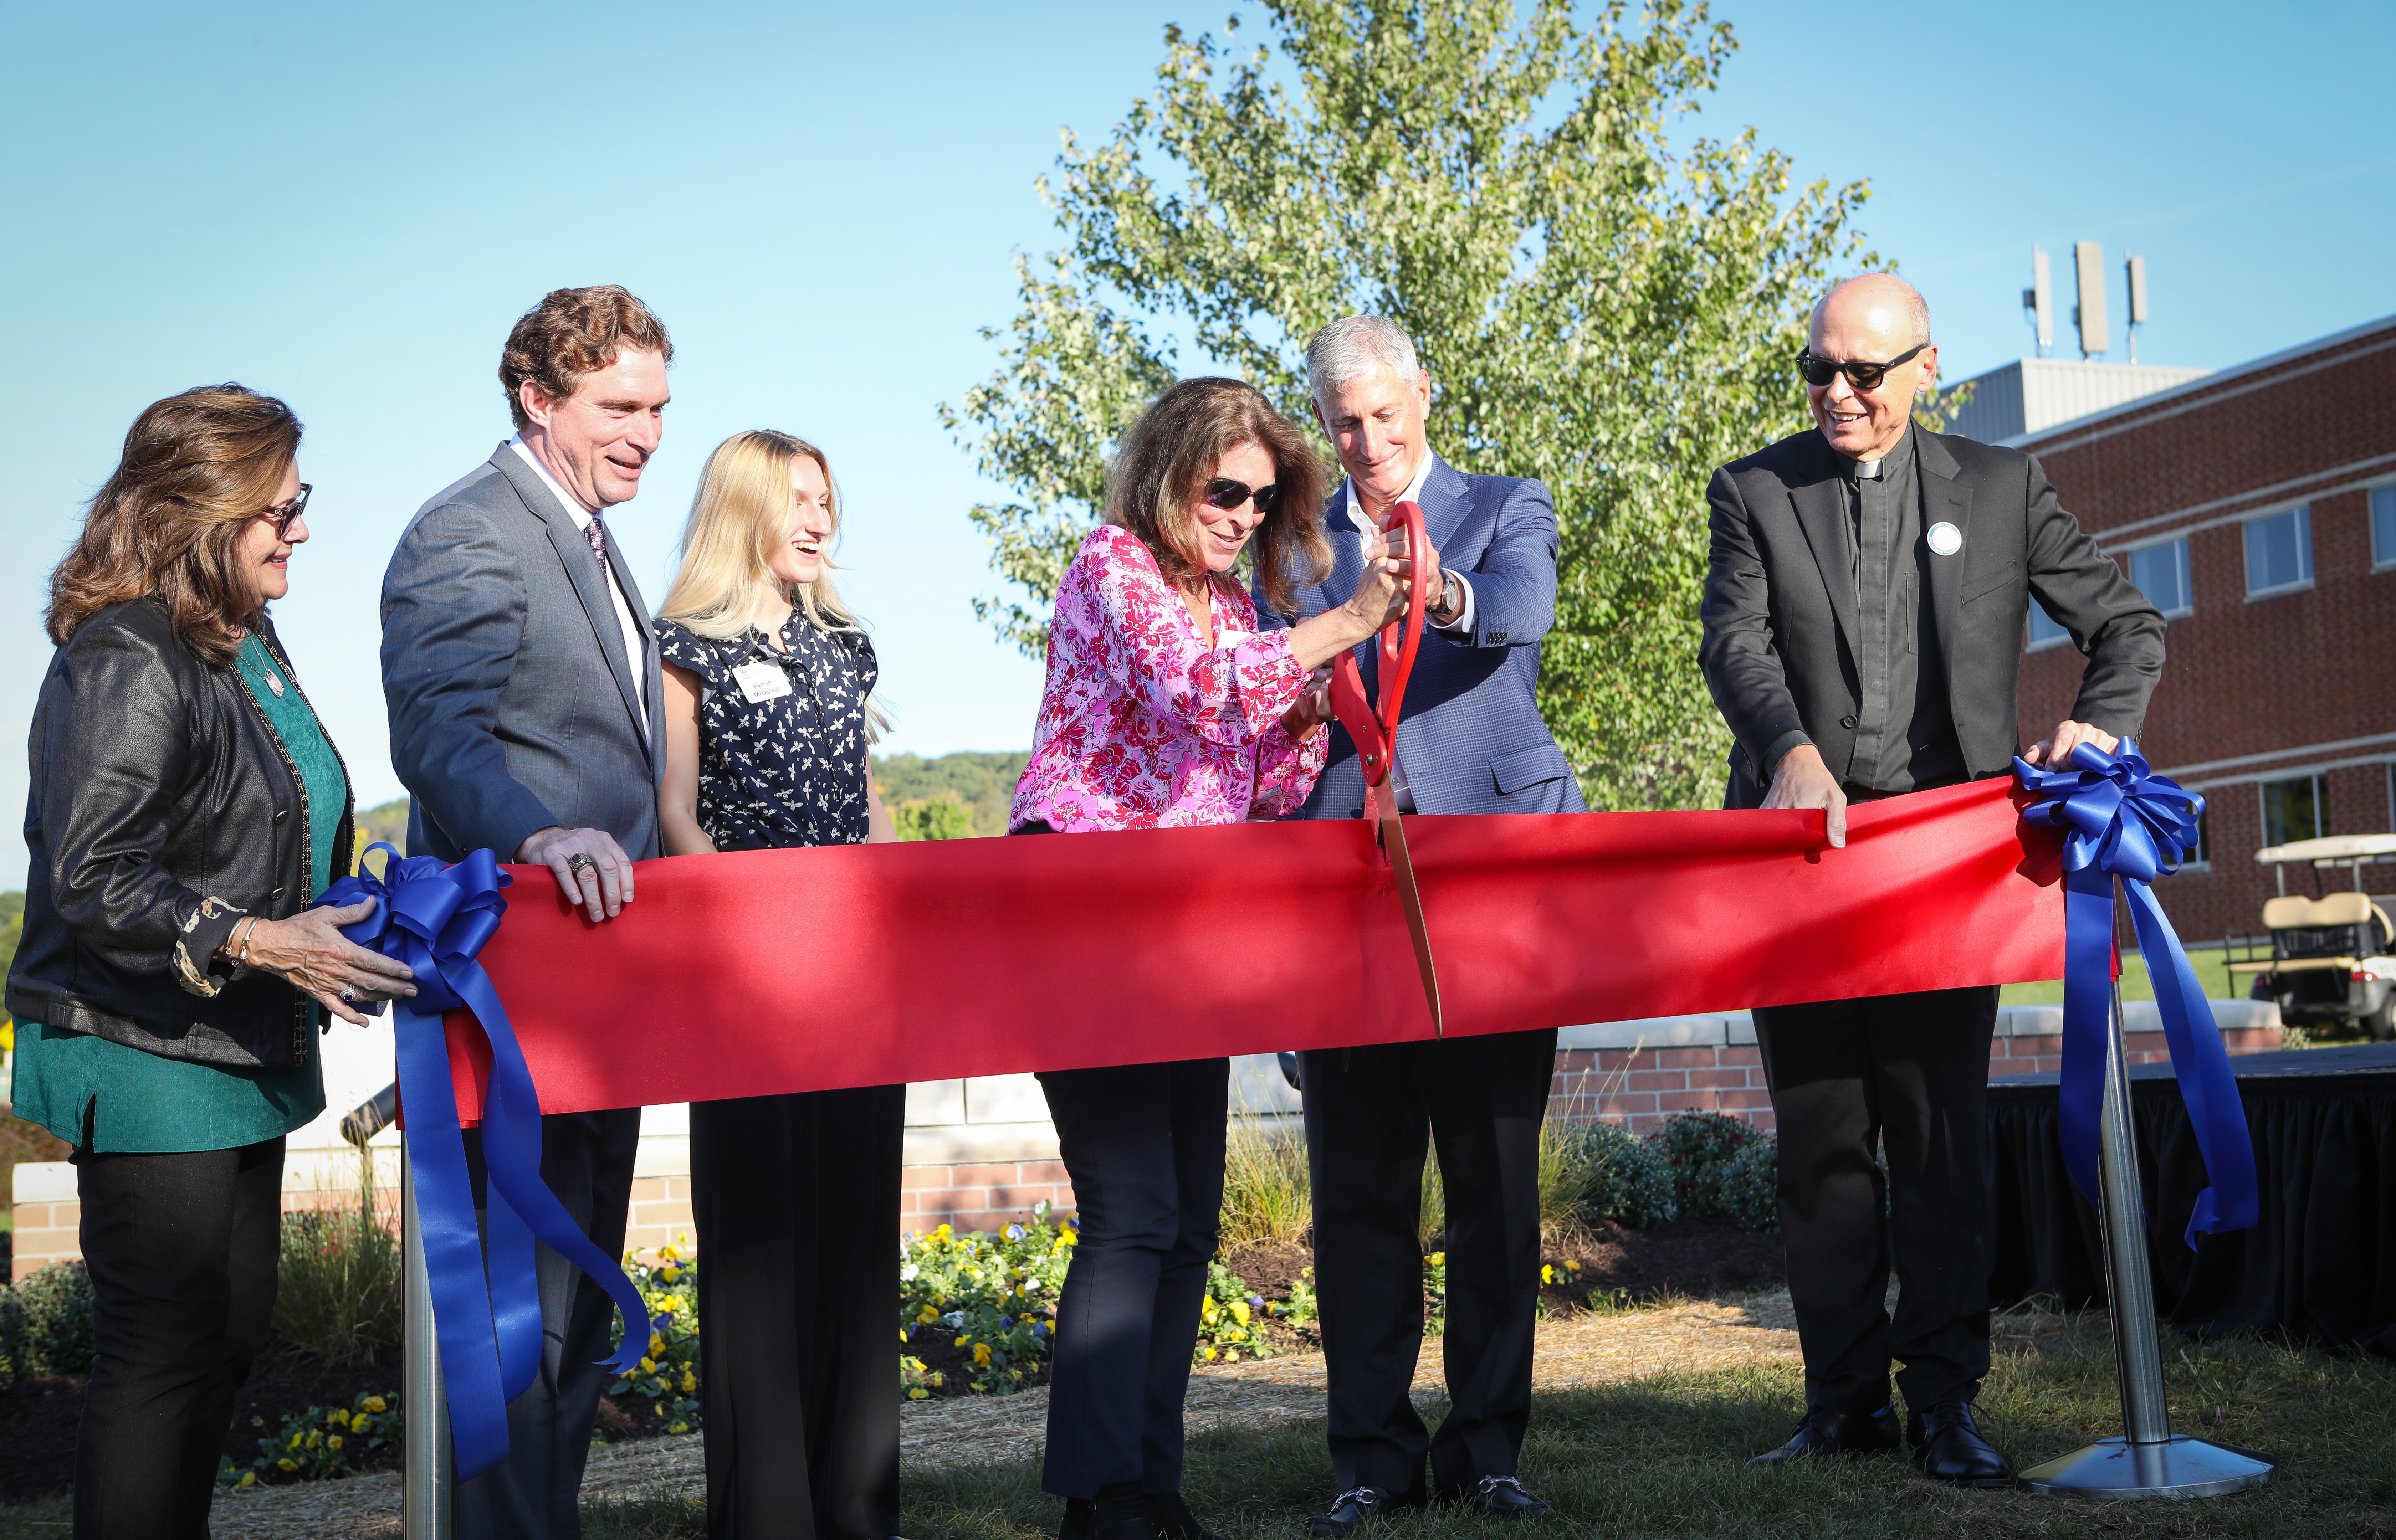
top-left (2022, 719), bottom-right (2120, 768)
top-left (230, 902), bottom-right (419, 1025)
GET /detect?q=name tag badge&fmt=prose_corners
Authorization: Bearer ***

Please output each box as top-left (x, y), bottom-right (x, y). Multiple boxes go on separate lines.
top-left (731, 661), bottom-right (793, 705)
top-left (1927, 521), bottom-right (1963, 557)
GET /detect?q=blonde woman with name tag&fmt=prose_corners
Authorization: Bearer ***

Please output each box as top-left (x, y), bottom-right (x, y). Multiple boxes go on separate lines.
top-left (654, 429), bottom-right (903, 1540)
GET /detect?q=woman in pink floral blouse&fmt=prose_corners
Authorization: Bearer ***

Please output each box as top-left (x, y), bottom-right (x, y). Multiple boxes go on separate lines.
top-left (1013, 377), bottom-right (1411, 1540)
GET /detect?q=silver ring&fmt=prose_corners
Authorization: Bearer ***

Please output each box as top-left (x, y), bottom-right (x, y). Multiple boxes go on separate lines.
top-left (567, 852), bottom-right (597, 874)
top-left (340, 985), bottom-right (357, 1003)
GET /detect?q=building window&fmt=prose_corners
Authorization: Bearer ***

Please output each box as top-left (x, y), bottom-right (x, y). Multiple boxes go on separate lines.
top-left (2259, 774), bottom-right (2330, 849)
top-left (2127, 537), bottom-right (2192, 617)
top-left (2243, 506), bottom-right (2313, 596)
top-left (2373, 485), bottom-right (2396, 570)
top-left (2187, 801), bottom-right (2211, 868)
top-left (2026, 597), bottom-right (2071, 651)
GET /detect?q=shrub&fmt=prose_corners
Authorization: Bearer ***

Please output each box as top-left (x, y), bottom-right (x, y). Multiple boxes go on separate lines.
top-left (1648, 1112), bottom-right (1765, 1222)
top-left (218, 1390), bottom-right (400, 1487)
top-left (12, 1260), bottom-right (94, 1378)
top-left (608, 1237), bottom-right (701, 1433)
top-left (1717, 1133), bottom-right (1780, 1233)
top-left (1220, 1117), bottom-right (1311, 1249)
top-left (273, 1152), bottom-right (401, 1366)
top-left (1552, 1124), bottom-right (1678, 1230)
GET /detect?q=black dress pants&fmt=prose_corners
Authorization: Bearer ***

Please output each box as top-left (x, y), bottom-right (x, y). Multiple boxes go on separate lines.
top-left (1751, 985), bottom-right (2000, 1414)
top-left (72, 1136), bottom-right (283, 1540)
top-left (1037, 1057), bottom-right (1228, 1499)
top-left (1297, 1027), bottom-right (1555, 1500)
top-left (690, 1086), bottom-right (905, 1540)
top-left (455, 1106), bottom-right (642, 1540)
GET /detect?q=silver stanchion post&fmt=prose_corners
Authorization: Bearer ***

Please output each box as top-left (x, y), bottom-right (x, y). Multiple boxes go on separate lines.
top-left (403, 1141), bottom-right (455, 1539)
top-left (2019, 880), bottom-right (2273, 1498)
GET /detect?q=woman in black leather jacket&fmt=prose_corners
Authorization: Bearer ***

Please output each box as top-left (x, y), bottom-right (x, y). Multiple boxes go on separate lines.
top-left (9, 385), bottom-right (416, 1540)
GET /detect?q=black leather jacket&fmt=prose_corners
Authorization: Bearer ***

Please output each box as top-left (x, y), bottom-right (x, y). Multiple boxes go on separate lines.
top-left (8, 599), bottom-right (355, 1068)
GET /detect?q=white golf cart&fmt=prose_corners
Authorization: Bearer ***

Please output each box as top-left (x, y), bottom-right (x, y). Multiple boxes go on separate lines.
top-left (2225, 833), bottom-right (2396, 1040)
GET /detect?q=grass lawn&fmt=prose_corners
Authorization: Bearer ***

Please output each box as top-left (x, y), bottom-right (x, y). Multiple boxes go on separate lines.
top-left (0, 1307), bottom-right (2386, 1537)
top-left (2002, 949), bottom-right (2244, 1008)
top-left (568, 1305), bottom-right (2396, 1539)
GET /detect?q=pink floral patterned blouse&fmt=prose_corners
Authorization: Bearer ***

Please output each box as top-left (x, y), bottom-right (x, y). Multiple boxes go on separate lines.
top-left (1011, 525), bottom-right (1328, 832)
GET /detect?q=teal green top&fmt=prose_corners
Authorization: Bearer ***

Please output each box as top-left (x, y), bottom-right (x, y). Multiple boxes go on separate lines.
top-left (15, 633), bottom-right (340, 1152)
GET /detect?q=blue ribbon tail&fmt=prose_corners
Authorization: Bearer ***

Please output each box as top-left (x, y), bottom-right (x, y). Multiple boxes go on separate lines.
top-left (393, 1000), bottom-right (516, 1482)
top-left (2056, 863), bottom-right (2115, 1215)
top-left (2124, 878), bottom-right (2261, 1246)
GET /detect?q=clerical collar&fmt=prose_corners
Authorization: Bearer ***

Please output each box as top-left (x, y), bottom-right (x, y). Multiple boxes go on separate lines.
top-left (1840, 425), bottom-right (1913, 482)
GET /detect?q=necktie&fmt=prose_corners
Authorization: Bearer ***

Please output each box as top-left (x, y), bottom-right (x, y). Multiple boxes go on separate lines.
top-left (584, 514), bottom-right (610, 563)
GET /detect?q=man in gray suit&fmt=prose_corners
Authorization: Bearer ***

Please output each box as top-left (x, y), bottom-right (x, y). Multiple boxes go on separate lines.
top-left (1701, 273), bottom-right (2164, 1486)
top-left (381, 284), bottom-right (672, 1538)
top-left (1256, 316), bottom-right (1581, 1535)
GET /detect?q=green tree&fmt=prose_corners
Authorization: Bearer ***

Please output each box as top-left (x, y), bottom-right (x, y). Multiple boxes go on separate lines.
top-left (893, 793), bottom-right (978, 842)
top-left (943, 0), bottom-right (1872, 810)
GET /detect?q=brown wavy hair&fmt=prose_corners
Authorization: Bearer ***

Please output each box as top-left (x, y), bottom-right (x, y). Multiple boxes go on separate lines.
top-left (500, 285), bottom-right (674, 430)
top-left (46, 384), bottom-right (302, 667)
top-left (1106, 377), bottom-right (1330, 614)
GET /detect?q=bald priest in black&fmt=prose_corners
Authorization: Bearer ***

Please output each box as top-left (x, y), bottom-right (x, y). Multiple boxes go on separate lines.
top-left (1699, 273), bottom-right (2164, 1487)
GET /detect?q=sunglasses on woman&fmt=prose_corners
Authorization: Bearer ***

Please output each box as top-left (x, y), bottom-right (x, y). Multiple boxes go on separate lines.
top-left (253, 484), bottom-right (312, 539)
top-left (1796, 343), bottom-right (1927, 392)
top-left (1203, 477), bottom-right (1282, 516)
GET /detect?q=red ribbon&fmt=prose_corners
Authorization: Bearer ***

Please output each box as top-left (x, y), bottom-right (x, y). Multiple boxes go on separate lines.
top-left (437, 779), bottom-right (2063, 1120)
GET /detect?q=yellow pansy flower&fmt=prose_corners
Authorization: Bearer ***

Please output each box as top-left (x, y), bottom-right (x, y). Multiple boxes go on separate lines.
top-left (277, 1458), bottom-right (297, 1473)
top-left (328, 1435), bottom-right (344, 1450)
top-left (362, 1396), bottom-right (388, 1414)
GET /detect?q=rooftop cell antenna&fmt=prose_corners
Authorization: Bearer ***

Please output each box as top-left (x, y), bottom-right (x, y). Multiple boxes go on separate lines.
top-left (2022, 246), bottom-right (2054, 358)
top-left (2073, 240), bottom-right (2109, 359)
top-left (2124, 252), bottom-right (2149, 364)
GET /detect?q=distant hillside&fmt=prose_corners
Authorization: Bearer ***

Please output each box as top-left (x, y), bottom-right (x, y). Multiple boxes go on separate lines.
top-left (358, 797), bottom-right (411, 858)
top-left (871, 751), bottom-right (1030, 838)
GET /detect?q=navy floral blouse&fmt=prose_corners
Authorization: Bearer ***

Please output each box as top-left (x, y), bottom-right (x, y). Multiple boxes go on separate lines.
top-left (656, 614), bottom-right (877, 852)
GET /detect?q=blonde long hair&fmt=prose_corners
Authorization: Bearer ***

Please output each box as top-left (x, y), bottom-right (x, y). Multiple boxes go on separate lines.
top-left (659, 430), bottom-right (860, 638)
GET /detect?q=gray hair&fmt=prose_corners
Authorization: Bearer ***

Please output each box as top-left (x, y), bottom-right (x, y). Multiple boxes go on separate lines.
top-left (1305, 315), bottom-right (1423, 402)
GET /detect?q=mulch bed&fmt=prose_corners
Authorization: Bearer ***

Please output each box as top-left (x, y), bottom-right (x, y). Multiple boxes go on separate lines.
top-left (0, 1218), bottom-right (1785, 1504)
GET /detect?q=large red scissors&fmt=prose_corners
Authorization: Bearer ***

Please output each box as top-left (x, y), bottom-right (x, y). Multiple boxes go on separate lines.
top-left (1327, 498), bottom-right (1443, 1035)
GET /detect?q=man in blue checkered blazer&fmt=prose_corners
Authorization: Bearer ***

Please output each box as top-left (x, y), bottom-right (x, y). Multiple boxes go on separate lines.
top-left (1252, 315), bottom-right (1582, 1536)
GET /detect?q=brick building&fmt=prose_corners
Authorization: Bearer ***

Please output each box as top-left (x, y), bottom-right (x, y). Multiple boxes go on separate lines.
top-left (2008, 313), bottom-right (2396, 946)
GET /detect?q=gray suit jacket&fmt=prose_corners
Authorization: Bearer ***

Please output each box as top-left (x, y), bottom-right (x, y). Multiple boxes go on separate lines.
top-left (381, 445), bottom-right (666, 862)
top-left (1254, 458), bottom-right (1584, 819)
top-left (1699, 427), bottom-right (2165, 809)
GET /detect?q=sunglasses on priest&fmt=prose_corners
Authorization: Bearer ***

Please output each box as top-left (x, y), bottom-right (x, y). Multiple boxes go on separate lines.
top-left (1796, 343), bottom-right (1928, 392)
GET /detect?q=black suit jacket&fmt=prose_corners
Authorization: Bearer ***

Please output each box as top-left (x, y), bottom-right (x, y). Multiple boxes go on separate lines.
top-left (1699, 427), bottom-right (2164, 809)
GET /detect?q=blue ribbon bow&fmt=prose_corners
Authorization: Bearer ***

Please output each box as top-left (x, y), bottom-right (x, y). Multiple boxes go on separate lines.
top-left (2016, 740), bottom-right (2259, 1247)
top-left (317, 846), bottom-right (650, 1480)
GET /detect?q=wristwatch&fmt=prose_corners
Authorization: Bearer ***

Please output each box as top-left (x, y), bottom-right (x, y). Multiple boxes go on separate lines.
top-left (1429, 570), bottom-right (1462, 622)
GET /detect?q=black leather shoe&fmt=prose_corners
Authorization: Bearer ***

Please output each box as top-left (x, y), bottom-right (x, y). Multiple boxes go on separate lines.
top-left (1088, 1483), bottom-right (1158, 1540)
top-left (1145, 1492), bottom-right (1222, 1540)
top-left (1906, 1401), bottom-right (2015, 1488)
top-left (1455, 1475), bottom-right (1553, 1520)
top-left (1746, 1403), bottom-right (1901, 1466)
top-left (1059, 1498), bottom-right (1094, 1540)
top-left (1307, 1487), bottom-right (1398, 1538)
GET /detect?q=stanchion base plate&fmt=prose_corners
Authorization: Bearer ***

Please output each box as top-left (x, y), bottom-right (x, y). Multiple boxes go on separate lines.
top-left (2019, 1434), bottom-right (2273, 1499)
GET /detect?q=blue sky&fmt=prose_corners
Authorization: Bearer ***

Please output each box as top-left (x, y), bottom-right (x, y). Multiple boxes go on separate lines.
top-left (6, 2), bottom-right (2390, 888)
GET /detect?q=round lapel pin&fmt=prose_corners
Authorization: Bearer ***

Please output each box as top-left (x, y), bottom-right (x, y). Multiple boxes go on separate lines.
top-left (1927, 520), bottom-right (1962, 557)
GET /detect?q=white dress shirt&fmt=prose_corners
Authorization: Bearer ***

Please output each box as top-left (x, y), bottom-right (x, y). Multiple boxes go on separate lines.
top-left (1338, 448), bottom-right (1474, 811)
top-left (1343, 449), bottom-right (1476, 636)
top-left (510, 436), bottom-right (649, 732)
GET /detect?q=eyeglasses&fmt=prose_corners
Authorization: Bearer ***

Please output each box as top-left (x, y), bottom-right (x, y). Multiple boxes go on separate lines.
top-left (254, 484), bottom-right (312, 540)
top-left (1203, 477), bottom-right (1281, 517)
top-left (1797, 344), bottom-right (1927, 391)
